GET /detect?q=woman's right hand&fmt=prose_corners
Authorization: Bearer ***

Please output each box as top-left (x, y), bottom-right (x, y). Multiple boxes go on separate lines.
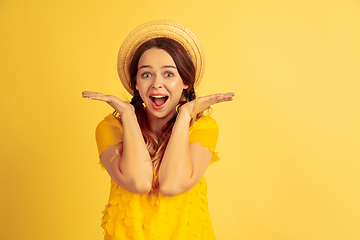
top-left (82, 91), bottom-right (134, 115)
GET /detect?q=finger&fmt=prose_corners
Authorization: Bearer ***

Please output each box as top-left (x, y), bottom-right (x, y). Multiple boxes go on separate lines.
top-left (82, 91), bottom-right (101, 98)
top-left (86, 96), bottom-right (108, 101)
top-left (204, 94), bottom-right (227, 104)
top-left (82, 91), bottom-right (110, 101)
top-left (82, 92), bottom-right (104, 98)
top-left (219, 92), bottom-right (235, 102)
top-left (202, 92), bottom-right (235, 106)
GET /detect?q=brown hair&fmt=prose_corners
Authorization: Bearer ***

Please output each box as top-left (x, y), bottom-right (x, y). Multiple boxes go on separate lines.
top-left (117, 37), bottom-right (202, 189)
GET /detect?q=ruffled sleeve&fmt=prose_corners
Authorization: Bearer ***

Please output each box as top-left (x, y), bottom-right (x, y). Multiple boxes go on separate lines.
top-left (95, 114), bottom-right (123, 169)
top-left (189, 115), bottom-right (220, 165)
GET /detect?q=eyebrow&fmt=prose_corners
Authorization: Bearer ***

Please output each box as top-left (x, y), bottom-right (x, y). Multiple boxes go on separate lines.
top-left (138, 65), bottom-right (177, 70)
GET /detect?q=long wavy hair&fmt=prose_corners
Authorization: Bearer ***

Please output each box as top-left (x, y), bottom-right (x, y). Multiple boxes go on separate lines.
top-left (115, 37), bottom-right (202, 189)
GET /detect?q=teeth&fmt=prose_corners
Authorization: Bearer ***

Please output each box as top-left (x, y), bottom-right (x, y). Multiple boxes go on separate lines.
top-left (152, 95), bottom-right (166, 98)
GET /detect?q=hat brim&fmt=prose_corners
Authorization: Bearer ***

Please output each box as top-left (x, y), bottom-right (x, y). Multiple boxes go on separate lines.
top-left (117, 20), bottom-right (205, 95)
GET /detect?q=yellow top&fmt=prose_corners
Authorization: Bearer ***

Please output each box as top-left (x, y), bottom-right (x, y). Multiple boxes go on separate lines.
top-left (96, 114), bottom-right (220, 240)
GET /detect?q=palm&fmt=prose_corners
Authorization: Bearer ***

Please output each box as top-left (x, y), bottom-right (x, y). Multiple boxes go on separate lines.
top-left (82, 91), bottom-right (134, 114)
top-left (179, 92), bottom-right (234, 116)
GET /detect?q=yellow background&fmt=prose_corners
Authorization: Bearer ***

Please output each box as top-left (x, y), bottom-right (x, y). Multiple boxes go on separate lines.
top-left (1, 0), bottom-right (359, 239)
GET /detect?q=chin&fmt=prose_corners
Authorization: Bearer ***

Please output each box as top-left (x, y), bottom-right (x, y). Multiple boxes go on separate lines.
top-left (145, 104), bottom-right (176, 120)
top-left (150, 109), bottom-right (176, 120)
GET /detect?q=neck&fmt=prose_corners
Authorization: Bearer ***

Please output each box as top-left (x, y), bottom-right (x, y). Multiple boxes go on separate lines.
top-left (147, 110), bottom-right (177, 133)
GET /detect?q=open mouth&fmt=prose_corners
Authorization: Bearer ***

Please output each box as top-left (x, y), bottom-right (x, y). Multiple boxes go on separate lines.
top-left (149, 95), bottom-right (169, 108)
top-left (149, 94), bottom-right (169, 110)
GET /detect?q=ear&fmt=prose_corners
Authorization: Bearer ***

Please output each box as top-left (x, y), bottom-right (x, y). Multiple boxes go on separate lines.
top-left (183, 83), bottom-right (189, 90)
top-left (135, 84), bottom-right (138, 90)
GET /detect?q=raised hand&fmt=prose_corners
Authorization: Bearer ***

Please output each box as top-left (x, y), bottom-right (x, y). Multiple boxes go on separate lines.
top-left (82, 91), bottom-right (134, 115)
top-left (178, 92), bottom-right (235, 118)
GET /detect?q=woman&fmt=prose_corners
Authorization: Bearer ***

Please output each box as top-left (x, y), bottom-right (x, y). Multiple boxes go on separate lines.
top-left (82, 20), bottom-right (234, 240)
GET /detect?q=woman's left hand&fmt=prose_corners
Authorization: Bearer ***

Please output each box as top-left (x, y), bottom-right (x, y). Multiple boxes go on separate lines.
top-left (178, 92), bottom-right (235, 118)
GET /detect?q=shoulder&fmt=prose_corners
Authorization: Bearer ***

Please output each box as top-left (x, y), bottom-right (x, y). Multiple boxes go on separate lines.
top-left (97, 114), bottom-right (122, 127)
top-left (190, 115), bottom-right (218, 133)
top-left (189, 115), bottom-right (219, 146)
top-left (95, 114), bottom-right (123, 156)
top-left (96, 114), bottom-right (123, 134)
top-left (189, 115), bottom-right (220, 165)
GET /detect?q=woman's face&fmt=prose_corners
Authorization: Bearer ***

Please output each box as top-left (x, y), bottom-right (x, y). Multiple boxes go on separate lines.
top-left (136, 48), bottom-right (188, 121)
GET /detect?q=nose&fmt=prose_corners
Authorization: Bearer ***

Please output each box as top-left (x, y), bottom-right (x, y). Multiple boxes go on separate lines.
top-left (152, 74), bottom-right (164, 89)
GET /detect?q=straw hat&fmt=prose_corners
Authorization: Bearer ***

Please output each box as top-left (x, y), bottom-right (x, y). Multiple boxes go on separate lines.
top-left (117, 20), bottom-right (205, 95)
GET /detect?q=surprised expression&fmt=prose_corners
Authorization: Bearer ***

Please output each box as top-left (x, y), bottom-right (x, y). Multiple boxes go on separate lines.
top-left (136, 48), bottom-right (189, 120)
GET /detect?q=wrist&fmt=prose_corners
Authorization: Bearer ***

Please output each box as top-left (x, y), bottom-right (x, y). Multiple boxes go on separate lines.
top-left (119, 110), bottom-right (137, 120)
top-left (177, 110), bottom-right (192, 123)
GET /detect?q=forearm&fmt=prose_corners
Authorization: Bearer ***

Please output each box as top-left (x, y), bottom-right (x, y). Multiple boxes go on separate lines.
top-left (158, 112), bottom-right (193, 195)
top-left (119, 111), bottom-right (153, 192)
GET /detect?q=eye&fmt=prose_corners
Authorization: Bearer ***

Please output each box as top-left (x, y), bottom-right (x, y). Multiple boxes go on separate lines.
top-left (142, 72), bottom-right (152, 78)
top-left (164, 72), bottom-right (174, 77)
